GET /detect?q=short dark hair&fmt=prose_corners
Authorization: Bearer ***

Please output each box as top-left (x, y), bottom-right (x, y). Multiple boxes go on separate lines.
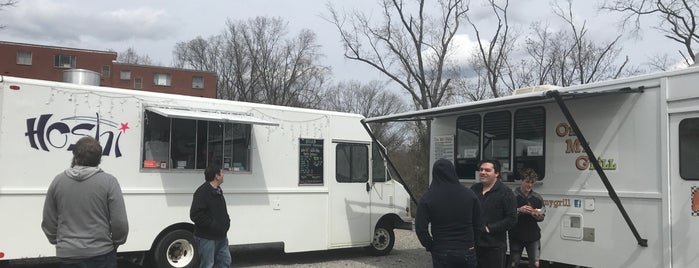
top-left (72, 137), bottom-right (102, 167)
top-left (478, 158), bottom-right (502, 175)
top-left (205, 164), bottom-right (221, 182)
top-left (518, 167), bottom-right (539, 183)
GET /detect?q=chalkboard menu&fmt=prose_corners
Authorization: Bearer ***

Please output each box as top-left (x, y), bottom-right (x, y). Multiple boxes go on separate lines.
top-left (299, 138), bottom-right (324, 185)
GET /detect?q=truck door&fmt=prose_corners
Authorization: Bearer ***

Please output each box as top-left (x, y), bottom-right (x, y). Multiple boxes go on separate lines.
top-left (670, 114), bottom-right (699, 267)
top-left (329, 142), bottom-right (372, 247)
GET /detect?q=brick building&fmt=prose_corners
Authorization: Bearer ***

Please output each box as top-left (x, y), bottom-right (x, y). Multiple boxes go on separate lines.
top-left (0, 41), bottom-right (217, 98)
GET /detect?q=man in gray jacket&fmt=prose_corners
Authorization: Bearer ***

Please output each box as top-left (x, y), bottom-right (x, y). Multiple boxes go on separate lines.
top-left (42, 136), bottom-right (129, 268)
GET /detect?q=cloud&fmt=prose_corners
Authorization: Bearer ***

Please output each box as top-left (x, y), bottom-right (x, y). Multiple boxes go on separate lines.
top-left (2, 0), bottom-right (178, 44)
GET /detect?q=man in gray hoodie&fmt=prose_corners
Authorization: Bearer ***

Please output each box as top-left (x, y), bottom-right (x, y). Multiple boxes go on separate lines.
top-left (42, 136), bottom-right (129, 268)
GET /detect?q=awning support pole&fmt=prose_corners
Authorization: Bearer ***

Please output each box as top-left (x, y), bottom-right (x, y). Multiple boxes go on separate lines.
top-left (546, 90), bottom-right (648, 247)
top-left (361, 119), bottom-right (418, 206)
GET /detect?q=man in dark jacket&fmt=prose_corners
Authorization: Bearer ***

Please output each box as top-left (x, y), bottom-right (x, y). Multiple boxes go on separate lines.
top-left (471, 159), bottom-right (517, 268)
top-left (190, 164), bottom-right (231, 268)
top-left (509, 168), bottom-right (545, 268)
top-left (416, 159), bottom-right (484, 268)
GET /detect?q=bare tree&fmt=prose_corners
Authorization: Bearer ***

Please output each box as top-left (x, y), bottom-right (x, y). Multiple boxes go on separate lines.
top-left (508, 1), bottom-right (631, 88)
top-left (323, 80), bottom-right (410, 152)
top-left (116, 47), bottom-right (154, 65)
top-left (174, 17), bottom-right (329, 108)
top-left (326, 0), bottom-right (468, 111)
top-left (0, 0), bottom-right (18, 29)
top-left (326, 0), bottom-right (469, 198)
top-left (466, 0), bottom-right (516, 97)
top-left (601, 0), bottom-right (699, 65)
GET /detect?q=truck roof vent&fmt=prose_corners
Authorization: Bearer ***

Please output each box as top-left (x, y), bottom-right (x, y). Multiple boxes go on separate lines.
top-left (62, 69), bottom-right (101, 86)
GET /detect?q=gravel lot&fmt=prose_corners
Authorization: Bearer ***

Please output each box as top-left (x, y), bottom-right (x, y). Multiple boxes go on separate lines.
top-left (6, 229), bottom-right (552, 267)
top-left (233, 229), bottom-right (431, 268)
top-left (6, 229), bottom-right (431, 268)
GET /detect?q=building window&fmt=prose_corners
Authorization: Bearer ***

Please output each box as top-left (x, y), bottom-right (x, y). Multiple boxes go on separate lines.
top-left (120, 70), bottom-right (131, 80)
top-left (16, 51), bottom-right (32, 65)
top-left (336, 143), bottom-right (368, 183)
top-left (54, 54), bottom-right (76, 68)
top-left (192, 76), bottom-right (204, 89)
top-left (153, 73), bottom-right (171, 86)
top-left (134, 78), bottom-right (143, 89)
top-left (101, 65), bottom-right (111, 78)
top-left (513, 107), bottom-right (546, 181)
top-left (142, 110), bottom-right (252, 171)
top-left (680, 118), bottom-right (699, 180)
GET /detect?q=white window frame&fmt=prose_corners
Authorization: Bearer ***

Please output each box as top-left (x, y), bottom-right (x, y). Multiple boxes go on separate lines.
top-left (120, 70), bottom-right (131, 80)
top-left (101, 65), bottom-right (111, 78)
top-left (134, 77), bottom-right (143, 89)
top-left (16, 51), bottom-right (32, 65)
top-left (192, 76), bottom-right (204, 89)
top-left (153, 73), bottom-right (171, 86)
top-left (54, 54), bottom-right (76, 68)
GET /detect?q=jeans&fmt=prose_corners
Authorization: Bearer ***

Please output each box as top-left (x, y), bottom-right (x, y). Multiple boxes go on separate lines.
top-left (195, 236), bottom-right (232, 268)
top-left (59, 250), bottom-right (117, 268)
top-left (509, 240), bottom-right (540, 268)
top-left (431, 248), bottom-right (477, 268)
top-left (476, 246), bottom-right (506, 268)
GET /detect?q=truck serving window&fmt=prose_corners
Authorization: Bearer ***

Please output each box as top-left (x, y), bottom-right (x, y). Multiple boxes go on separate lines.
top-left (513, 107), bottom-right (546, 181)
top-left (336, 143), bottom-right (369, 183)
top-left (456, 114), bottom-right (481, 180)
top-left (483, 111), bottom-right (512, 173)
top-left (142, 110), bottom-right (252, 172)
top-left (679, 118), bottom-right (699, 180)
top-left (454, 106), bottom-right (545, 181)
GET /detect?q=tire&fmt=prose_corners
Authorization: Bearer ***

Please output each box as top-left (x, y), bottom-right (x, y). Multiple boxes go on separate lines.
top-left (152, 229), bottom-right (198, 268)
top-left (366, 224), bottom-right (395, 256)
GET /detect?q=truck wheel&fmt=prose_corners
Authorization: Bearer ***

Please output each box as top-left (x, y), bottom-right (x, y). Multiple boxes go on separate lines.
top-left (152, 229), bottom-right (197, 268)
top-left (366, 225), bottom-right (395, 256)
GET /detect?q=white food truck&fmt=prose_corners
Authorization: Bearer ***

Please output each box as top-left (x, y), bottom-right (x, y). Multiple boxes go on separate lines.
top-left (0, 75), bottom-right (413, 267)
top-left (363, 67), bottom-right (699, 267)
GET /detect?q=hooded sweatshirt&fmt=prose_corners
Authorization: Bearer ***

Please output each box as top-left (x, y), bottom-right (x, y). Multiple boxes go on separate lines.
top-left (42, 166), bottom-right (129, 259)
top-left (415, 159), bottom-right (484, 252)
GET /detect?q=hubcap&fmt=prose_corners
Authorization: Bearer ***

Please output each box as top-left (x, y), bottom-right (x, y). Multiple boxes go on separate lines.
top-left (372, 228), bottom-right (390, 250)
top-left (167, 238), bottom-right (194, 268)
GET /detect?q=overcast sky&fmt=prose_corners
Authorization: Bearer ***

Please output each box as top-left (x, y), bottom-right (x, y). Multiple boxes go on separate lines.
top-left (0, 0), bottom-right (677, 82)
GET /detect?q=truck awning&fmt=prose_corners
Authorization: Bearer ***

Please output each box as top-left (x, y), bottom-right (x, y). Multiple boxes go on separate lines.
top-left (364, 86), bottom-right (644, 123)
top-left (146, 107), bottom-right (279, 126)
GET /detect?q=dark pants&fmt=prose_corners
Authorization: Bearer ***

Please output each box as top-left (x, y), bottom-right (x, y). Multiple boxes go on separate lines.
top-left (477, 246), bottom-right (506, 268)
top-left (59, 250), bottom-right (117, 268)
top-left (431, 249), bottom-right (477, 268)
top-left (510, 240), bottom-right (540, 268)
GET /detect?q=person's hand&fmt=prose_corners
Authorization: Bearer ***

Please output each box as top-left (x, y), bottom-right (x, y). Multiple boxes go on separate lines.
top-left (518, 205), bottom-right (533, 214)
top-left (531, 209), bottom-right (543, 219)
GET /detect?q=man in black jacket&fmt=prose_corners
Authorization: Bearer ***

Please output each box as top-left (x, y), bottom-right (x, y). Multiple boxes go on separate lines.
top-left (190, 164), bottom-right (231, 268)
top-left (416, 159), bottom-right (483, 268)
top-left (471, 159), bottom-right (517, 268)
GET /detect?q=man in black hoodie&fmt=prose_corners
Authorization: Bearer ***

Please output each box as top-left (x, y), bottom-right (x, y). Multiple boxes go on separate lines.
top-left (471, 159), bottom-right (517, 268)
top-left (416, 159), bottom-right (483, 268)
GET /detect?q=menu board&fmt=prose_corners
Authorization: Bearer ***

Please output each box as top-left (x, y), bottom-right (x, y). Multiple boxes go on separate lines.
top-left (433, 135), bottom-right (455, 163)
top-left (299, 138), bottom-right (324, 185)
